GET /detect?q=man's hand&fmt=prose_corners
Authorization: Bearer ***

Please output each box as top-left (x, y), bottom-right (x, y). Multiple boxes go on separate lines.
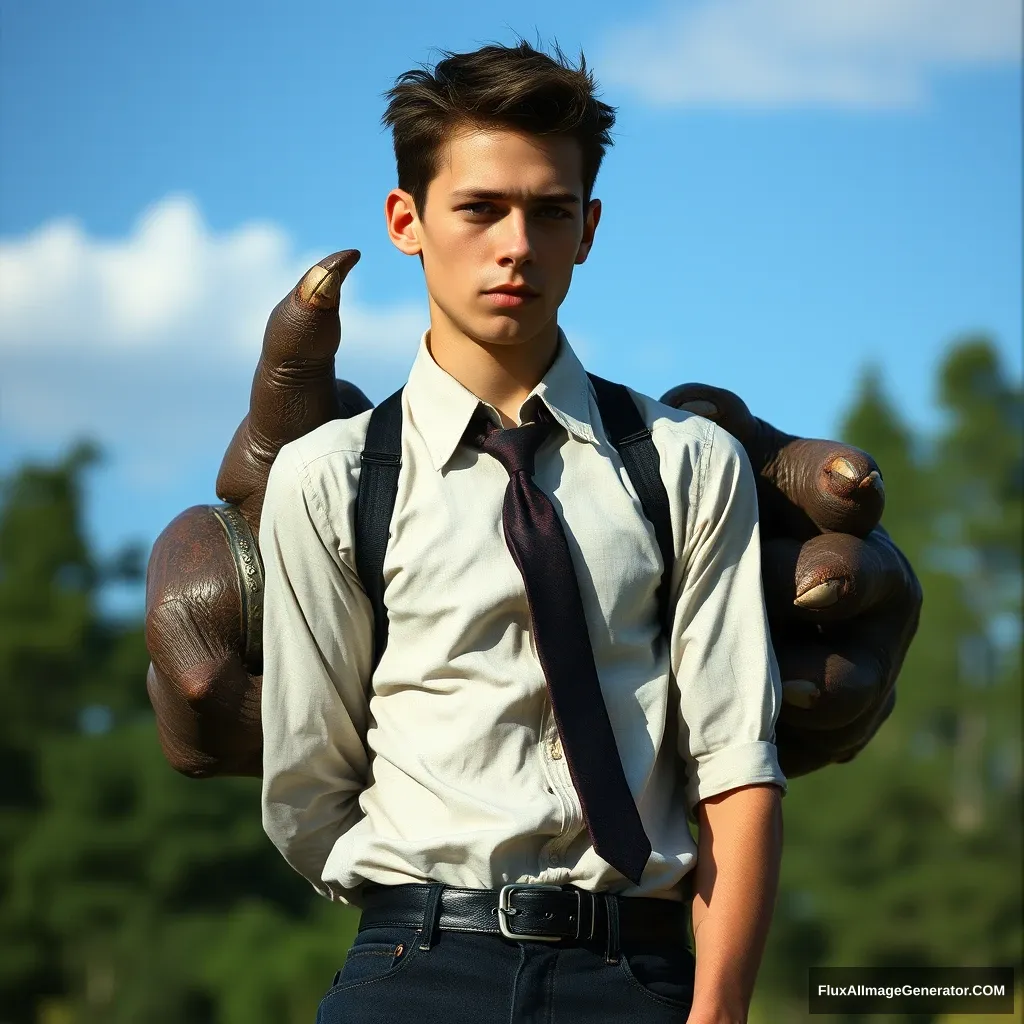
top-left (145, 251), bottom-right (370, 777)
top-left (660, 383), bottom-right (922, 776)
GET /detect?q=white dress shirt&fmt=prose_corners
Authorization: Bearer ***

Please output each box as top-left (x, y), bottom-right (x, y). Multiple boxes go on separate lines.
top-left (260, 329), bottom-right (786, 907)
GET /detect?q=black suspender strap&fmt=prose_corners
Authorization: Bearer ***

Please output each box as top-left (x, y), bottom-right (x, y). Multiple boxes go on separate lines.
top-left (586, 373), bottom-right (675, 639)
top-left (354, 376), bottom-right (676, 671)
top-left (354, 386), bottom-right (404, 671)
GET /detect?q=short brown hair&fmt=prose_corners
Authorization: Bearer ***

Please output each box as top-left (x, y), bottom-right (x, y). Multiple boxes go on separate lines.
top-left (381, 40), bottom-right (616, 216)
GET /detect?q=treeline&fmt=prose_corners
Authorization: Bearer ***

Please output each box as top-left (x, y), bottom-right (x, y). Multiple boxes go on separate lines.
top-left (757, 337), bottom-right (1022, 1022)
top-left (0, 336), bottom-right (1019, 1023)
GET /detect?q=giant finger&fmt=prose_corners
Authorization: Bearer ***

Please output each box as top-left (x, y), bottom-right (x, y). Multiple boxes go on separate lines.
top-left (772, 630), bottom-right (883, 731)
top-left (147, 661), bottom-right (262, 778)
top-left (772, 585), bottom-right (916, 743)
top-left (336, 378), bottom-right (374, 419)
top-left (769, 526), bottom-right (919, 770)
top-left (776, 688), bottom-right (897, 778)
top-left (761, 530), bottom-right (906, 626)
top-left (757, 436), bottom-right (884, 539)
top-left (659, 382), bottom-right (758, 451)
top-left (661, 382), bottom-right (884, 538)
top-left (217, 249), bottom-right (361, 527)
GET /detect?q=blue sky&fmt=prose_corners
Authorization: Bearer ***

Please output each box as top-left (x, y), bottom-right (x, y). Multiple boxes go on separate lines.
top-left (0, 0), bottom-right (1020, 615)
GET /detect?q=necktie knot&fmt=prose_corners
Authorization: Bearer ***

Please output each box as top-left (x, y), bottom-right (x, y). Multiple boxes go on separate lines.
top-left (466, 410), bottom-right (553, 477)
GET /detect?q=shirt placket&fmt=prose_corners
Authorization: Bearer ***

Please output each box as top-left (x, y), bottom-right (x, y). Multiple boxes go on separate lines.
top-left (539, 699), bottom-right (584, 872)
top-left (528, 430), bottom-right (587, 874)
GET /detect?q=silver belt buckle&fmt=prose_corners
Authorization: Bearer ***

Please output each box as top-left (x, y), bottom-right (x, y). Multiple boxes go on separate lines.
top-left (497, 883), bottom-right (563, 942)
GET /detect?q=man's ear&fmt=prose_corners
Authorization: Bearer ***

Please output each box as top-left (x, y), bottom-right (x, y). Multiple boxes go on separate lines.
top-left (574, 198), bottom-right (602, 265)
top-left (385, 189), bottom-right (422, 256)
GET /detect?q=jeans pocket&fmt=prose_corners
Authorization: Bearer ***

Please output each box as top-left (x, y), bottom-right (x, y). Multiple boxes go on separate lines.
top-left (322, 926), bottom-right (420, 997)
top-left (618, 939), bottom-right (695, 1012)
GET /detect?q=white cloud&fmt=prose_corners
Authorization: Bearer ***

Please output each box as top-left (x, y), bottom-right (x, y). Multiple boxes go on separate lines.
top-left (0, 196), bottom-right (424, 486)
top-left (0, 194), bottom-right (423, 361)
top-left (599, 0), bottom-right (1021, 109)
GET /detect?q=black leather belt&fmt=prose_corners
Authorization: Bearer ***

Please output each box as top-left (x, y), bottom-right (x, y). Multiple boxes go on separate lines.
top-left (358, 882), bottom-right (691, 947)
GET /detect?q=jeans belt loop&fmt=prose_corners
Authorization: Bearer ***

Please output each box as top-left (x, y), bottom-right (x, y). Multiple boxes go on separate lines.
top-left (603, 893), bottom-right (621, 965)
top-left (417, 882), bottom-right (444, 951)
top-left (575, 889), bottom-right (597, 942)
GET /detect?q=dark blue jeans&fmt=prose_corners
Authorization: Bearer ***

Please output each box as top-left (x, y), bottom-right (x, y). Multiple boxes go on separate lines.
top-left (315, 919), bottom-right (695, 1022)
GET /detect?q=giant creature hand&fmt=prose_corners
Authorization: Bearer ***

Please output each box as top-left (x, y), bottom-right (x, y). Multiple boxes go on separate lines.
top-left (145, 253), bottom-right (921, 779)
top-left (145, 251), bottom-right (369, 777)
top-left (660, 384), bottom-right (922, 776)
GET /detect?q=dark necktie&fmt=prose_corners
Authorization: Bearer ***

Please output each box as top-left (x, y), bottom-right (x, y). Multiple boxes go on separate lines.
top-left (464, 405), bottom-right (652, 886)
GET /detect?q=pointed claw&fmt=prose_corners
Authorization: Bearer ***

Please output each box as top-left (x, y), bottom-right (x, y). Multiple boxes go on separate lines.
top-left (829, 456), bottom-right (860, 481)
top-left (678, 400), bottom-right (719, 418)
top-left (298, 265), bottom-right (341, 309)
top-left (783, 679), bottom-right (821, 708)
top-left (294, 249), bottom-right (360, 309)
top-left (794, 579), bottom-right (843, 609)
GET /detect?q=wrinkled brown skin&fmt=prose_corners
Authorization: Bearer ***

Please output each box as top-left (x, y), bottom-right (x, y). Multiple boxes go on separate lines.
top-left (146, 251), bottom-right (371, 777)
top-left (145, 252), bottom-right (921, 781)
top-left (660, 384), bottom-right (922, 776)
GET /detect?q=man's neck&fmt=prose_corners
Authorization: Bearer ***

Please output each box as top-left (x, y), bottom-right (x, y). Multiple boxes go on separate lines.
top-left (426, 310), bottom-right (560, 428)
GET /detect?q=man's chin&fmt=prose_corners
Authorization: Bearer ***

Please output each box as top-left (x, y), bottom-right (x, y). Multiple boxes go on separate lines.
top-left (470, 312), bottom-right (553, 347)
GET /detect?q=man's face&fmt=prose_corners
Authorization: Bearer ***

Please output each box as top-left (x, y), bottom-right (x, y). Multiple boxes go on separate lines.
top-left (386, 125), bottom-right (601, 348)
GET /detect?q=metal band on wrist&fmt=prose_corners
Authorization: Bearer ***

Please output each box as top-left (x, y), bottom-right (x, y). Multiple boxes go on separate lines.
top-left (211, 502), bottom-right (265, 671)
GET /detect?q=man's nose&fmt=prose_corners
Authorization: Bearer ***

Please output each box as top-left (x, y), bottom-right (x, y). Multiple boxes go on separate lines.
top-left (496, 210), bottom-right (534, 267)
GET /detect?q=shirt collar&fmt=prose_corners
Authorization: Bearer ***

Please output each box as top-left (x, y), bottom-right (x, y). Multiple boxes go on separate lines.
top-left (405, 326), bottom-right (599, 473)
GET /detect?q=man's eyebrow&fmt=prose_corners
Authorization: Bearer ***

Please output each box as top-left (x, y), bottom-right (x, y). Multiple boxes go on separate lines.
top-left (449, 189), bottom-right (581, 204)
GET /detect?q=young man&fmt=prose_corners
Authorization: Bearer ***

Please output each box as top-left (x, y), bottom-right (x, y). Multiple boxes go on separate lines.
top-left (260, 41), bottom-right (786, 1023)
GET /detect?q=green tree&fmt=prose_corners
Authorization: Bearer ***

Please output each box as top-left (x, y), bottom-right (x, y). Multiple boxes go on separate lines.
top-left (0, 444), bottom-right (359, 1024)
top-left (755, 335), bottom-right (1022, 1022)
top-left (2, 335), bottom-right (1019, 1023)
top-left (0, 440), bottom-right (149, 1019)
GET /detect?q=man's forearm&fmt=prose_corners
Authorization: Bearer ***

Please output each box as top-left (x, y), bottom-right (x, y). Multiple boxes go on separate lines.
top-left (688, 783), bottom-right (783, 1024)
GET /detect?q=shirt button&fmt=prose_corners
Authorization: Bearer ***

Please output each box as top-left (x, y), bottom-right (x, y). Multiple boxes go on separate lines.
top-left (549, 738), bottom-right (563, 760)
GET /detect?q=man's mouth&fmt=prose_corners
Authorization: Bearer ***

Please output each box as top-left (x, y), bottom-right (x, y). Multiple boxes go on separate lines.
top-left (485, 284), bottom-right (540, 296)
top-left (483, 284), bottom-right (541, 307)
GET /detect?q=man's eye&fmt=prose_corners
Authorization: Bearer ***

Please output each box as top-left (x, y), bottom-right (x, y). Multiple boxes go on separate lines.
top-left (461, 202), bottom-right (496, 215)
top-left (536, 206), bottom-right (573, 219)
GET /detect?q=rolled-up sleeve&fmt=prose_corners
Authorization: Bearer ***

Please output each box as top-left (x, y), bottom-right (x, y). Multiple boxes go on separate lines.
top-left (259, 442), bottom-right (374, 899)
top-left (670, 422), bottom-right (787, 815)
